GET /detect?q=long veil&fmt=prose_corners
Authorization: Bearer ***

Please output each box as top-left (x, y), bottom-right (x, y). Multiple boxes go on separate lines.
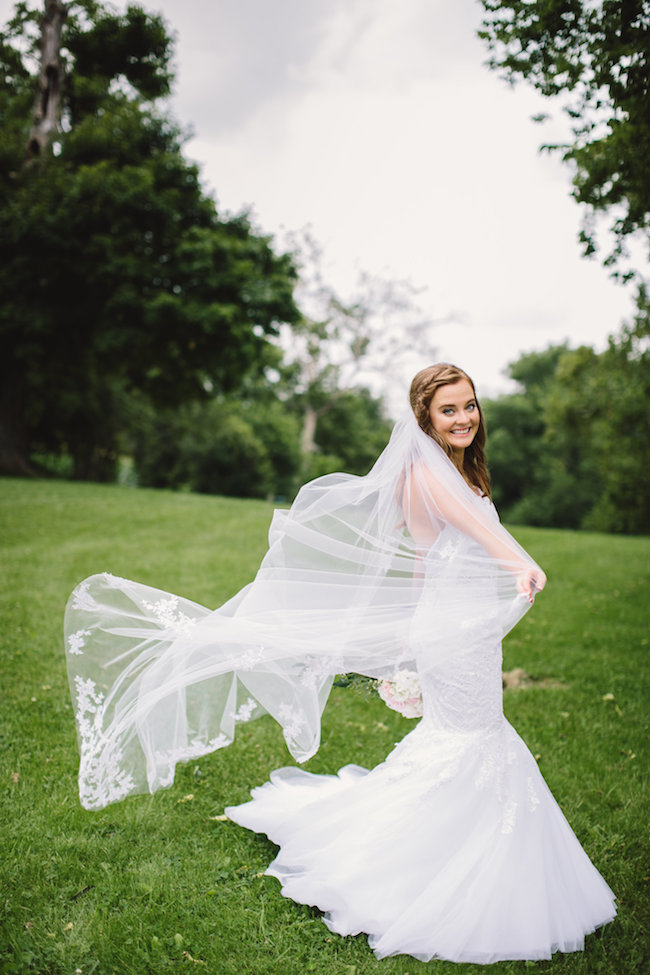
top-left (65, 410), bottom-right (542, 810)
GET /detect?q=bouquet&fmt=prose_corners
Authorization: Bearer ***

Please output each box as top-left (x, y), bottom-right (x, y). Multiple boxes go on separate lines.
top-left (377, 669), bottom-right (423, 718)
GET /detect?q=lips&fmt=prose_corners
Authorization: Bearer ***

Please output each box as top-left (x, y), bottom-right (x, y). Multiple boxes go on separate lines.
top-left (451, 427), bottom-right (472, 435)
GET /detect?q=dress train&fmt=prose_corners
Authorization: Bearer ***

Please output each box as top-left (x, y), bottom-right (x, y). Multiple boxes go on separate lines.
top-left (227, 616), bottom-right (616, 964)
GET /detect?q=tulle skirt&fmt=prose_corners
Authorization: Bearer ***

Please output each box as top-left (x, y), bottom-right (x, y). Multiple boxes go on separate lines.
top-left (226, 718), bottom-right (616, 964)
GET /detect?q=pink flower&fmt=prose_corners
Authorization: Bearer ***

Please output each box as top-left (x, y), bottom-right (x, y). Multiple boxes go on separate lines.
top-left (378, 670), bottom-right (423, 718)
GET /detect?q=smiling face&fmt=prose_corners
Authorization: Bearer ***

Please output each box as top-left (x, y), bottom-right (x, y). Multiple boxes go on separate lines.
top-left (428, 379), bottom-right (480, 460)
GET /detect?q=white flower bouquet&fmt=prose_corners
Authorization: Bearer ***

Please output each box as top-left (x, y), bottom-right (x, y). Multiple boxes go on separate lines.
top-left (377, 669), bottom-right (423, 718)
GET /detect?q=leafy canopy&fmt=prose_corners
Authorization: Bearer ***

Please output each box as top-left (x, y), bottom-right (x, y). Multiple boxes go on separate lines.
top-left (484, 298), bottom-right (650, 534)
top-left (478, 0), bottom-right (650, 280)
top-left (0, 1), bottom-right (299, 478)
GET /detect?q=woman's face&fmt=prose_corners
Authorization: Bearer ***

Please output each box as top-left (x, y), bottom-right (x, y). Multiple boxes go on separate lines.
top-left (428, 379), bottom-right (480, 458)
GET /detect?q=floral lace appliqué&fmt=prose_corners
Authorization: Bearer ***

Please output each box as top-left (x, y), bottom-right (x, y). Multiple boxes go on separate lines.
top-left (501, 798), bottom-right (518, 834)
top-left (101, 572), bottom-right (125, 587)
top-left (527, 775), bottom-right (540, 812)
top-left (142, 595), bottom-right (197, 634)
top-left (71, 581), bottom-right (97, 612)
top-left (68, 628), bottom-right (91, 656)
top-left (73, 675), bottom-right (135, 809)
top-left (234, 698), bottom-right (258, 723)
top-left (299, 654), bottom-right (342, 690)
top-left (239, 645), bottom-right (267, 670)
top-left (278, 703), bottom-right (307, 745)
top-left (437, 539), bottom-right (459, 560)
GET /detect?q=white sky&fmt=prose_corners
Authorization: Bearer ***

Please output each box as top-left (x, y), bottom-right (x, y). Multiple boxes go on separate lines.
top-left (4, 0), bottom-right (637, 408)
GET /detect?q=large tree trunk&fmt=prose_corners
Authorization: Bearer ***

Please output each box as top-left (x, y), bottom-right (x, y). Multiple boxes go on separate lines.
top-left (26, 0), bottom-right (67, 160)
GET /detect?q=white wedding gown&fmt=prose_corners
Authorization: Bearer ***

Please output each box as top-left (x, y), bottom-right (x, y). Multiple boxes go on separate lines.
top-left (65, 413), bottom-right (616, 963)
top-left (226, 516), bottom-right (616, 965)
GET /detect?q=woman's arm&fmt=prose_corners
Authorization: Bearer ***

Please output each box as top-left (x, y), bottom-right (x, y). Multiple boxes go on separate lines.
top-left (403, 464), bottom-right (546, 601)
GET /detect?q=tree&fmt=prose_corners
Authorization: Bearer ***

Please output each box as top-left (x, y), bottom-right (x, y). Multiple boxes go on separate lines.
top-left (510, 344), bottom-right (606, 528)
top-left (25, 0), bottom-right (68, 160)
top-left (485, 301), bottom-right (650, 534)
top-left (275, 230), bottom-right (437, 469)
top-left (483, 345), bottom-right (580, 524)
top-left (0, 1), bottom-right (299, 478)
top-left (484, 392), bottom-right (546, 512)
top-left (309, 388), bottom-right (393, 478)
top-left (547, 292), bottom-right (650, 532)
top-left (478, 0), bottom-right (650, 279)
top-left (128, 392), bottom-right (302, 500)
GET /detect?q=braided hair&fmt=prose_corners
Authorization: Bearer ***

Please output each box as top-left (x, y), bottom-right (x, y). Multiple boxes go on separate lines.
top-left (409, 363), bottom-right (491, 498)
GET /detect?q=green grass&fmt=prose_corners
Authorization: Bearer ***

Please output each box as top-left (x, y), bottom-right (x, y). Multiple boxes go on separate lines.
top-left (0, 478), bottom-right (648, 975)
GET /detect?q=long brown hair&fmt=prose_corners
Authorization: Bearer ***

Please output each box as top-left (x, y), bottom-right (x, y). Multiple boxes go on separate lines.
top-left (409, 363), bottom-right (491, 497)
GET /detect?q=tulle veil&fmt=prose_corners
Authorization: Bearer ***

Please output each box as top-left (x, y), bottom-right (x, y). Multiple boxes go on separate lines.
top-left (65, 409), bottom-right (542, 810)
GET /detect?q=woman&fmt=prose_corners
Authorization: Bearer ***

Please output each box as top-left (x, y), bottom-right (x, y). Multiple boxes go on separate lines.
top-left (65, 364), bottom-right (616, 963)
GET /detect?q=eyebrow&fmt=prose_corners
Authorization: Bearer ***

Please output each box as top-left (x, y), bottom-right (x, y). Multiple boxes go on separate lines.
top-left (437, 398), bottom-right (476, 408)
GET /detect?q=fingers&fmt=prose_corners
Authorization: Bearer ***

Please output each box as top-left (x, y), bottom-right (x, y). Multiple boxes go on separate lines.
top-left (531, 573), bottom-right (546, 600)
top-left (517, 580), bottom-right (535, 603)
top-left (518, 569), bottom-right (545, 602)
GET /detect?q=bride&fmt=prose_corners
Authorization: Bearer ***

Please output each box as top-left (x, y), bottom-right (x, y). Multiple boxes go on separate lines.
top-left (65, 363), bottom-right (616, 964)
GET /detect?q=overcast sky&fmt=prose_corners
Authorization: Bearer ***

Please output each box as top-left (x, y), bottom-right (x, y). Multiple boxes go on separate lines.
top-left (5, 0), bottom-right (636, 408)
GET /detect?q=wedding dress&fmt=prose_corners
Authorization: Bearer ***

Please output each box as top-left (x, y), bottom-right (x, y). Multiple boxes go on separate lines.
top-left (64, 411), bottom-right (616, 963)
top-left (226, 502), bottom-right (616, 962)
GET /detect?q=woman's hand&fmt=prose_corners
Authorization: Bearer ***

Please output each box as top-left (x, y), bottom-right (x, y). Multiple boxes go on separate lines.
top-left (517, 568), bottom-right (547, 604)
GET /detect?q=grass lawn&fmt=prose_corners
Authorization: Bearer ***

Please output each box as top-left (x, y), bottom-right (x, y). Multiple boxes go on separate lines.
top-left (1, 478), bottom-right (648, 975)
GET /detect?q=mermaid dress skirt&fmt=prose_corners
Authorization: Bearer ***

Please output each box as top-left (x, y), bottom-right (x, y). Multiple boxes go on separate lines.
top-left (226, 577), bottom-right (616, 964)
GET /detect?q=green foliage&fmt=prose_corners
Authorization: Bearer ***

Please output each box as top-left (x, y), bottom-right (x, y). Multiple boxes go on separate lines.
top-left (566, 294), bottom-right (650, 532)
top-left (300, 450), bottom-right (347, 483)
top-left (249, 398), bottom-right (304, 499)
top-left (126, 383), bottom-right (392, 501)
top-left (485, 294), bottom-right (650, 533)
top-left (312, 387), bottom-right (393, 476)
top-left (478, 0), bottom-right (650, 278)
top-left (64, 2), bottom-right (174, 110)
top-left (187, 412), bottom-right (275, 499)
top-left (128, 394), bottom-right (302, 500)
top-left (0, 478), bottom-right (648, 974)
top-left (0, 1), bottom-right (299, 477)
top-left (485, 346), bottom-right (566, 513)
